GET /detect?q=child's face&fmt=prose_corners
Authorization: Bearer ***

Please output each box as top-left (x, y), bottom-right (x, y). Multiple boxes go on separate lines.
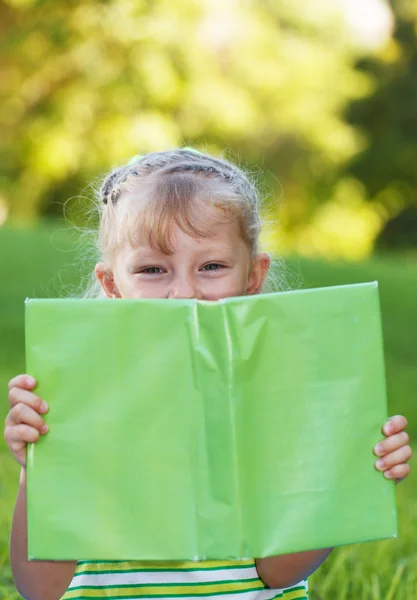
top-left (95, 206), bottom-right (270, 301)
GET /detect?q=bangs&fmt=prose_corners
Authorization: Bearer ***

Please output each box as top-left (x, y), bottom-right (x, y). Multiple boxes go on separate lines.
top-left (118, 171), bottom-right (245, 255)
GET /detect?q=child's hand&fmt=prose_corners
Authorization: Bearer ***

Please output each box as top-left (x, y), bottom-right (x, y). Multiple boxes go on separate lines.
top-left (4, 374), bottom-right (49, 468)
top-left (374, 415), bottom-right (412, 482)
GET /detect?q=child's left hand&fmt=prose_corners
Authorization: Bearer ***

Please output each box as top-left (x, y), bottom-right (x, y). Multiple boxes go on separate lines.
top-left (374, 415), bottom-right (412, 482)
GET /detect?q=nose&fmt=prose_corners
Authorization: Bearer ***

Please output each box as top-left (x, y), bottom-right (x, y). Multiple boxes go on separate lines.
top-left (168, 276), bottom-right (200, 299)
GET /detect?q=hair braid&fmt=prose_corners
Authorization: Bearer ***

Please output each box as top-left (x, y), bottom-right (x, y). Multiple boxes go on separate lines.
top-left (100, 149), bottom-right (241, 205)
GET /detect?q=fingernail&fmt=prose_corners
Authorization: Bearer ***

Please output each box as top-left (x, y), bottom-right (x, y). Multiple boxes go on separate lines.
top-left (384, 471), bottom-right (393, 479)
top-left (376, 459), bottom-right (384, 470)
top-left (41, 424), bottom-right (49, 434)
top-left (26, 376), bottom-right (36, 386)
top-left (374, 444), bottom-right (383, 456)
top-left (40, 401), bottom-right (49, 413)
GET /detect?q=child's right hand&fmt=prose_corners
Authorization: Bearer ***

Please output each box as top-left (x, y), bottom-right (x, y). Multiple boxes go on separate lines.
top-left (4, 374), bottom-right (49, 468)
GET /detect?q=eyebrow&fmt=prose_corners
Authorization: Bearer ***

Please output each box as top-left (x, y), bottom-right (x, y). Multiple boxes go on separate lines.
top-left (129, 244), bottom-right (238, 257)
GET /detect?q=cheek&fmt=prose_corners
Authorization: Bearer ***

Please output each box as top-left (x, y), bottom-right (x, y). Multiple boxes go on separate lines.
top-left (118, 276), bottom-right (168, 299)
top-left (201, 271), bottom-right (248, 301)
top-left (132, 288), bottom-right (165, 299)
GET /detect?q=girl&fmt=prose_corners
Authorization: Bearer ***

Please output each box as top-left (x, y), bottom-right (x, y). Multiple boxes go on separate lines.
top-left (5, 148), bottom-right (412, 600)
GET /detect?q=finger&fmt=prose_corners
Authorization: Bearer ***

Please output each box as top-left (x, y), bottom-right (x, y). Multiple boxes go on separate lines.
top-left (5, 424), bottom-right (41, 447)
top-left (8, 387), bottom-right (48, 413)
top-left (374, 431), bottom-right (410, 457)
top-left (8, 374), bottom-right (37, 391)
top-left (6, 403), bottom-right (48, 433)
top-left (382, 415), bottom-right (408, 436)
top-left (383, 463), bottom-right (411, 481)
top-left (3, 429), bottom-right (27, 467)
top-left (375, 445), bottom-right (412, 472)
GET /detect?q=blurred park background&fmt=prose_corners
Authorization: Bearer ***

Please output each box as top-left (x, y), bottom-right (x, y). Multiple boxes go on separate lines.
top-left (1, 0), bottom-right (416, 598)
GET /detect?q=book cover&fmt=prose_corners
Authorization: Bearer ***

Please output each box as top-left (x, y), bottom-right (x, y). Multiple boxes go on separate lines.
top-left (25, 282), bottom-right (397, 560)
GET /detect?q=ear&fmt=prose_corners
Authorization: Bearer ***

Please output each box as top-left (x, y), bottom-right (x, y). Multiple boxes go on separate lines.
top-left (94, 262), bottom-right (121, 298)
top-left (246, 253), bottom-right (271, 295)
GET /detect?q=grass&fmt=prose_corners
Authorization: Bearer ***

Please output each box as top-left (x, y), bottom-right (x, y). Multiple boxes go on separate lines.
top-left (0, 222), bottom-right (416, 599)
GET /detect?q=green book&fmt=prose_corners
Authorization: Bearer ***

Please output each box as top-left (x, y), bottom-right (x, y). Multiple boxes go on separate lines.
top-left (25, 282), bottom-right (397, 561)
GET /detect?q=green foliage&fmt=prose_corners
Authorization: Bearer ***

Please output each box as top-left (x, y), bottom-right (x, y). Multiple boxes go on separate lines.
top-left (346, 0), bottom-right (417, 246)
top-left (3, 1), bottom-right (417, 254)
top-left (0, 225), bottom-right (416, 598)
top-left (0, 0), bottom-right (369, 232)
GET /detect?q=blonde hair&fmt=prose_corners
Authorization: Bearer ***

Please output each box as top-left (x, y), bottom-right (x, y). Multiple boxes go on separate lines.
top-left (82, 148), bottom-right (287, 297)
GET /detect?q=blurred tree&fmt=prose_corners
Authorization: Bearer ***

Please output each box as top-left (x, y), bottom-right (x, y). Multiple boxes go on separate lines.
top-left (346, 0), bottom-right (417, 248)
top-left (0, 0), bottom-right (383, 258)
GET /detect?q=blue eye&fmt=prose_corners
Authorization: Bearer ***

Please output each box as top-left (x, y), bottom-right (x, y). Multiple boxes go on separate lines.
top-left (202, 263), bottom-right (223, 271)
top-left (140, 267), bottom-right (164, 274)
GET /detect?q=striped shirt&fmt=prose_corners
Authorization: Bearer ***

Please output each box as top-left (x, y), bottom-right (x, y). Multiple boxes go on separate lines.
top-left (60, 559), bottom-right (308, 600)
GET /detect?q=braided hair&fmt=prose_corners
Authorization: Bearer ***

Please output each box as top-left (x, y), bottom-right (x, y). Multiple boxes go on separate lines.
top-left (99, 148), bottom-right (257, 208)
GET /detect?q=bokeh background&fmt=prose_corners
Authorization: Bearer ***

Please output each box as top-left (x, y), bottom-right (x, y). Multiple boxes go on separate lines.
top-left (1, 0), bottom-right (416, 598)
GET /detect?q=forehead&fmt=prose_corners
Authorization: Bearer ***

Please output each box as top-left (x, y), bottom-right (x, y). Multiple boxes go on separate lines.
top-left (130, 218), bottom-right (244, 260)
top-left (136, 224), bottom-right (242, 255)
top-left (117, 195), bottom-right (244, 256)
